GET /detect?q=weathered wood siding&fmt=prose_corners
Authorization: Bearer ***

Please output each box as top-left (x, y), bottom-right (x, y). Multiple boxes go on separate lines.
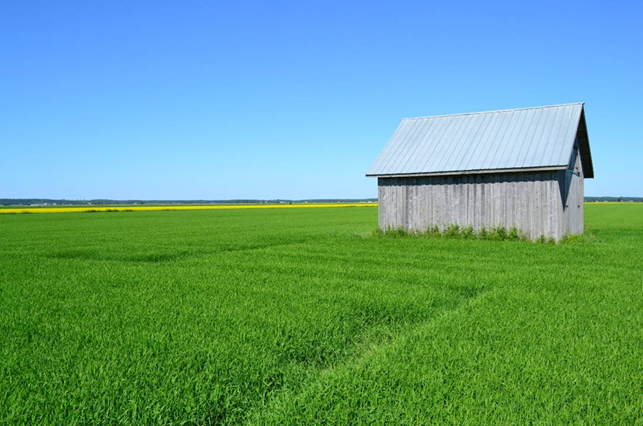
top-left (377, 169), bottom-right (583, 241)
top-left (562, 143), bottom-right (584, 235)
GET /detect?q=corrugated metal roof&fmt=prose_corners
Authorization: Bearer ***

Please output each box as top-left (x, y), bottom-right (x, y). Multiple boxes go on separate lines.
top-left (367, 103), bottom-right (593, 178)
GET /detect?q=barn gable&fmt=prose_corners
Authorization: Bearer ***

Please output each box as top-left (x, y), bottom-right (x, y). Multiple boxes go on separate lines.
top-left (367, 103), bottom-right (593, 179)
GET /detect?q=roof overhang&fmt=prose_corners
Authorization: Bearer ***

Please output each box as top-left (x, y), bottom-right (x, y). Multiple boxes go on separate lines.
top-left (367, 165), bottom-right (567, 179)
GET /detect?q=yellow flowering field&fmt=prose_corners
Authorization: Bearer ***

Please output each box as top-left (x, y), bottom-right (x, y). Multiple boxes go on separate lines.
top-left (0, 203), bottom-right (378, 214)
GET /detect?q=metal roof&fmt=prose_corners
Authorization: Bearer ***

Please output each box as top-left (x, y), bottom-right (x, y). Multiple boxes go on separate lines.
top-left (367, 103), bottom-right (594, 178)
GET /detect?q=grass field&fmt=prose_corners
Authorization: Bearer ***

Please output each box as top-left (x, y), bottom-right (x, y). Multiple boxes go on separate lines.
top-left (1, 204), bottom-right (641, 424)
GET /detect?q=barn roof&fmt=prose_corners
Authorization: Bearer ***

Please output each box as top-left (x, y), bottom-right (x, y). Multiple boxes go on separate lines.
top-left (367, 103), bottom-right (594, 178)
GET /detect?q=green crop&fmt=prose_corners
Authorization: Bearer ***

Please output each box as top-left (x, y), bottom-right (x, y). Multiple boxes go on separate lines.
top-left (1, 204), bottom-right (641, 424)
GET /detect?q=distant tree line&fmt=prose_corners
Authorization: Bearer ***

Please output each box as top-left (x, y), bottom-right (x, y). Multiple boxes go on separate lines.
top-left (0, 198), bottom-right (379, 206)
top-left (2, 197), bottom-right (641, 206)
top-left (585, 196), bottom-right (643, 202)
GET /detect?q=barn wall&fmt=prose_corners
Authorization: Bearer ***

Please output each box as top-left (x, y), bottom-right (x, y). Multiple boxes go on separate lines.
top-left (562, 142), bottom-right (584, 235)
top-left (377, 170), bottom-right (581, 240)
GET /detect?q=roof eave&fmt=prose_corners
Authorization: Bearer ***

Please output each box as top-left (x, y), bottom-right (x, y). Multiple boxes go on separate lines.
top-left (366, 165), bottom-right (568, 179)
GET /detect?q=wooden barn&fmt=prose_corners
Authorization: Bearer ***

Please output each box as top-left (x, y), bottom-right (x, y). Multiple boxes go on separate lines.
top-left (366, 103), bottom-right (594, 241)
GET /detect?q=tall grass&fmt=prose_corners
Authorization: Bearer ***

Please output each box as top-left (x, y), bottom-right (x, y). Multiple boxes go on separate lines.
top-left (371, 223), bottom-right (594, 244)
top-left (371, 224), bottom-right (535, 242)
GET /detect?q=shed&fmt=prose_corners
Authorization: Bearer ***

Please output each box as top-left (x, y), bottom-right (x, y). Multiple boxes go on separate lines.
top-left (366, 103), bottom-right (594, 240)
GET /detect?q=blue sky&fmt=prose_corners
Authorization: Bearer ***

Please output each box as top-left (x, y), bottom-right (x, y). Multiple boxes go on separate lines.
top-left (1, 0), bottom-right (641, 199)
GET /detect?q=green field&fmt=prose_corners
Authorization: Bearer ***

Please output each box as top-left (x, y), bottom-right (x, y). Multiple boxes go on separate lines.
top-left (1, 204), bottom-right (641, 424)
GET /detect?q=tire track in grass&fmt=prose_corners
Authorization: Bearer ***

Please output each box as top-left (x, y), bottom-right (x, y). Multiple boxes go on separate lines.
top-left (247, 285), bottom-right (500, 425)
top-left (223, 237), bottom-right (495, 422)
top-left (42, 239), bottom-right (314, 264)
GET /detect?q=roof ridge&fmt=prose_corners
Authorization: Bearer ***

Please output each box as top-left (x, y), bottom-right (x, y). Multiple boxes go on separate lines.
top-left (403, 102), bottom-right (585, 121)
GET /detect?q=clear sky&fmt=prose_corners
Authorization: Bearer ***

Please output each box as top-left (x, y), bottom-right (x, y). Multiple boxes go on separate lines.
top-left (1, 0), bottom-right (641, 200)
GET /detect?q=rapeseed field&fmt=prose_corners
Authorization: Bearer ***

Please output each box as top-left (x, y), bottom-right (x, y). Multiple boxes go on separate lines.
top-left (0, 203), bottom-right (376, 214)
